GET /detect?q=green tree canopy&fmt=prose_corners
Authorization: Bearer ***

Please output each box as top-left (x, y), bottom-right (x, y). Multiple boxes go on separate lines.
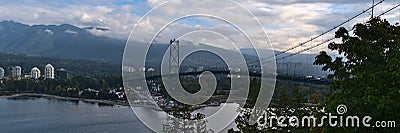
top-left (314, 18), bottom-right (400, 132)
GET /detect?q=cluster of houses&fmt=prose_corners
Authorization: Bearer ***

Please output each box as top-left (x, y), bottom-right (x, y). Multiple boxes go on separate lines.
top-left (66, 87), bottom-right (125, 99)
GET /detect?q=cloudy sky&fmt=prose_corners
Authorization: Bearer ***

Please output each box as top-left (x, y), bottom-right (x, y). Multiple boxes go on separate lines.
top-left (0, 0), bottom-right (399, 54)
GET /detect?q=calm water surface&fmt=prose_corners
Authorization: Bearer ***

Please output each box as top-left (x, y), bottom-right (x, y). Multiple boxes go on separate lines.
top-left (0, 97), bottom-right (237, 133)
top-left (0, 97), bottom-right (151, 133)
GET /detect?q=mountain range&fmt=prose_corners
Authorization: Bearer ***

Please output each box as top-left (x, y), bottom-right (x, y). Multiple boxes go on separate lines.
top-left (0, 20), bottom-right (124, 64)
top-left (0, 20), bottom-right (328, 77)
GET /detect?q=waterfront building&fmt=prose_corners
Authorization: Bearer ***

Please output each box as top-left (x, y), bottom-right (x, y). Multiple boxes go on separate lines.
top-left (11, 66), bottom-right (22, 80)
top-left (0, 67), bottom-right (4, 79)
top-left (45, 64), bottom-right (55, 79)
top-left (31, 67), bottom-right (41, 79)
top-left (24, 74), bottom-right (32, 79)
top-left (56, 68), bottom-right (67, 79)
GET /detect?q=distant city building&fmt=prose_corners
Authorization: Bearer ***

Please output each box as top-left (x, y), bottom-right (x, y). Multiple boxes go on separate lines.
top-left (139, 67), bottom-right (146, 72)
top-left (56, 68), bottom-right (67, 79)
top-left (11, 66), bottom-right (22, 80)
top-left (45, 64), bottom-right (55, 79)
top-left (197, 66), bottom-right (204, 72)
top-left (24, 74), bottom-right (32, 79)
top-left (147, 67), bottom-right (155, 72)
top-left (185, 67), bottom-right (194, 72)
top-left (31, 67), bottom-right (41, 79)
top-left (123, 66), bottom-right (136, 73)
top-left (0, 67), bottom-right (4, 79)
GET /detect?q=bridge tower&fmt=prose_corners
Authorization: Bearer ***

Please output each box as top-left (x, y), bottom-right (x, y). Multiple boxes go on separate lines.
top-left (169, 39), bottom-right (180, 74)
top-left (168, 39), bottom-right (183, 104)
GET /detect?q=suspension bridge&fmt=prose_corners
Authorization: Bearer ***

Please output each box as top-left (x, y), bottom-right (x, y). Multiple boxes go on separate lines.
top-left (138, 0), bottom-right (400, 81)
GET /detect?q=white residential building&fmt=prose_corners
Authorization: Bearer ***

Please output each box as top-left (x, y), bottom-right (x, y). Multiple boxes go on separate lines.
top-left (31, 67), bottom-right (41, 79)
top-left (0, 67), bottom-right (4, 79)
top-left (12, 66), bottom-right (22, 80)
top-left (45, 64), bottom-right (55, 79)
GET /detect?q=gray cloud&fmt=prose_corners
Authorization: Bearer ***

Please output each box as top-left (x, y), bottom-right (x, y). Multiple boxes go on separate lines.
top-left (0, 0), bottom-right (398, 53)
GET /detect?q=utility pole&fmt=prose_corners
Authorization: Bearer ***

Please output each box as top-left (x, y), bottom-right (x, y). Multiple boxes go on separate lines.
top-left (371, 0), bottom-right (375, 19)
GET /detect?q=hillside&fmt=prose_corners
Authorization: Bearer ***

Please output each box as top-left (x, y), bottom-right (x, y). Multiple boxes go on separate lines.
top-left (0, 21), bottom-right (124, 64)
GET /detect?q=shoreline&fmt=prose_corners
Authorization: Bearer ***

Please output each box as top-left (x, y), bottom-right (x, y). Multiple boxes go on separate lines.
top-left (0, 93), bottom-right (130, 106)
top-left (0, 93), bottom-right (228, 111)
